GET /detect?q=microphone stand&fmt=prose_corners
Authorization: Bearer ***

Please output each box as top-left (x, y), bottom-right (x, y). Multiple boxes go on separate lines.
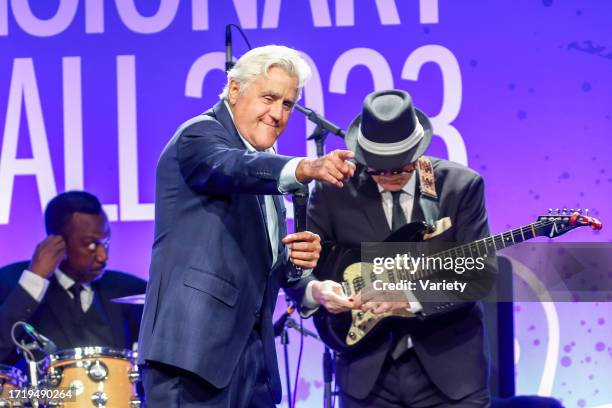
top-left (292, 105), bottom-right (341, 408)
top-left (273, 298), bottom-right (295, 408)
top-left (292, 103), bottom-right (343, 408)
top-left (293, 104), bottom-right (345, 159)
top-left (281, 326), bottom-right (292, 408)
top-left (224, 26), bottom-right (343, 406)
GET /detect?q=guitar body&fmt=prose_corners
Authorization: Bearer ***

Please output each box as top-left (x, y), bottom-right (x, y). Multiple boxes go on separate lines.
top-left (313, 221), bottom-right (431, 353)
top-left (312, 209), bottom-right (602, 353)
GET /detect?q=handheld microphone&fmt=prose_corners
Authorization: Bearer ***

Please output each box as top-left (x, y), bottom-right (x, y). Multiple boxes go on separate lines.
top-left (289, 185), bottom-right (309, 281)
top-left (23, 323), bottom-right (57, 355)
top-left (225, 25), bottom-right (233, 72)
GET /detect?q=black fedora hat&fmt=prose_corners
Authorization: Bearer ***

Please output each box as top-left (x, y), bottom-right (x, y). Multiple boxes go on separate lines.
top-left (345, 89), bottom-right (433, 169)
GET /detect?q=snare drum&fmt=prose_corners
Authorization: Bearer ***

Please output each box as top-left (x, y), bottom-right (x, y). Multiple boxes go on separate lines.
top-left (45, 347), bottom-right (140, 407)
top-left (0, 365), bottom-right (26, 407)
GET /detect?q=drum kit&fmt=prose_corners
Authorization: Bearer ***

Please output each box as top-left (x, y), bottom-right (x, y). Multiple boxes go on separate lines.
top-left (1, 295), bottom-right (148, 408)
top-left (0, 347), bottom-right (141, 407)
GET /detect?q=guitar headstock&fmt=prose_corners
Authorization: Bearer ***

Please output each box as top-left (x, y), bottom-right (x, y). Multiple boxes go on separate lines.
top-left (535, 208), bottom-right (602, 238)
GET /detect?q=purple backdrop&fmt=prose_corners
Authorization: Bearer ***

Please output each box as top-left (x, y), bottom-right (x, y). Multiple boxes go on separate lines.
top-left (1, 1), bottom-right (611, 406)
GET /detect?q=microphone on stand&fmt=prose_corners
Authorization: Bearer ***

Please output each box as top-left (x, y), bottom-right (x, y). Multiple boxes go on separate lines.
top-left (225, 24), bottom-right (233, 72)
top-left (22, 323), bottom-right (57, 355)
top-left (273, 303), bottom-right (295, 337)
top-left (288, 185), bottom-right (309, 281)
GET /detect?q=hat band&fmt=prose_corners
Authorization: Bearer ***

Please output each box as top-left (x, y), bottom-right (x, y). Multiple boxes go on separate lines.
top-left (357, 121), bottom-right (424, 156)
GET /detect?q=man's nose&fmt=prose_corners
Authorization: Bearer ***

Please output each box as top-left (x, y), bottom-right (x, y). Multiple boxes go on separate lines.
top-left (96, 244), bottom-right (109, 263)
top-left (268, 101), bottom-right (283, 122)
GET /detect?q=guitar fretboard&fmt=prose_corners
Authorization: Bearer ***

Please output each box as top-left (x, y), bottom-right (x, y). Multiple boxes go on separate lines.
top-left (352, 219), bottom-right (558, 293)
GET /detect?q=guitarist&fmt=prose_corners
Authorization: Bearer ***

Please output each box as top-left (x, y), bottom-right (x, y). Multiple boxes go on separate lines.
top-left (307, 89), bottom-right (496, 407)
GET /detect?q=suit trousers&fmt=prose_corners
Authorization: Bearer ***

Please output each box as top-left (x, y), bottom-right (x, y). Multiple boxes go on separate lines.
top-left (339, 349), bottom-right (490, 408)
top-left (141, 330), bottom-right (275, 408)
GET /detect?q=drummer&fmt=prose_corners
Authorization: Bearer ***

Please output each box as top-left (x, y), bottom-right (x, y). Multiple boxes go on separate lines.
top-left (0, 191), bottom-right (146, 366)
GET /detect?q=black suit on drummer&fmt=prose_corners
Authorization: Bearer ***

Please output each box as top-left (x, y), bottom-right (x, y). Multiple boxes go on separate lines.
top-left (0, 191), bottom-right (145, 367)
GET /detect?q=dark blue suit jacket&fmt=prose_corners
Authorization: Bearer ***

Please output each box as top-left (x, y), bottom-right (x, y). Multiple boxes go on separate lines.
top-left (137, 101), bottom-right (312, 402)
top-left (0, 261), bottom-right (146, 365)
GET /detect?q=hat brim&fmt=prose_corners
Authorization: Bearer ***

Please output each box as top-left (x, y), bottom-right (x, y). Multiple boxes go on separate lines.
top-left (345, 109), bottom-right (433, 170)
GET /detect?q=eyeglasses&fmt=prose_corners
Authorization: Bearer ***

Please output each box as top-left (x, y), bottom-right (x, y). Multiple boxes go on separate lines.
top-left (366, 168), bottom-right (415, 176)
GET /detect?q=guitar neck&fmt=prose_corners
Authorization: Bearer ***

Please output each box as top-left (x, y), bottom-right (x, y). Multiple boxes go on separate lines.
top-left (388, 220), bottom-right (550, 282)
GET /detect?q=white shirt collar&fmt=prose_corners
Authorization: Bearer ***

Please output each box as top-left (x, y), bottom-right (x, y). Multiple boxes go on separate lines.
top-left (376, 171), bottom-right (417, 196)
top-left (54, 268), bottom-right (92, 292)
top-left (223, 99), bottom-right (275, 154)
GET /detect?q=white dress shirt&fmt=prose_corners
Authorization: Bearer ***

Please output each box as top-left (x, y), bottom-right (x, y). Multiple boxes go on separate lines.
top-left (375, 175), bottom-right (424, 315)
top-left (19, 268), bottom-right (94, 312)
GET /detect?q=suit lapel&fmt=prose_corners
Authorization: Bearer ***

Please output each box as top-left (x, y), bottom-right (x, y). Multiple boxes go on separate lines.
top-left (411, 175), bottom-right (425, 223)
top-left (357, 173), bottom-right (392, 239)
top-left (211, 101), bottom-right (245, 149)
top-left (93, 279), bottom-right (126, 348)
top-left (211, 101), bottom-right (274, 266)
top-left (45, 278), bottom-right (76, 345)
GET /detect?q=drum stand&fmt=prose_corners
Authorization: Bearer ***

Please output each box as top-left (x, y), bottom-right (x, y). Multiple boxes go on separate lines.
top-left (25, 355), bottom-right (40, 408)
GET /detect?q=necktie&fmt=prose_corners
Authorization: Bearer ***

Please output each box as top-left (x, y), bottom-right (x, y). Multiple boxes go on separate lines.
top-left (391, 191), bottom-right (407, 231)
top-left (390, 191), bottom-right (411, 359)
top-left (68, 283), bottom-right (83, 314)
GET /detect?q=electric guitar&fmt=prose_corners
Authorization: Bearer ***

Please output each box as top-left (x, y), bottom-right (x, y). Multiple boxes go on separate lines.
top-left (313, 210), bottom-right (603, 353)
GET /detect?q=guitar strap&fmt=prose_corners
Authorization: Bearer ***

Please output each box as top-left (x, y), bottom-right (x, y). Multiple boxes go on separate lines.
top-left (416, 156), bottom-right (439, 226)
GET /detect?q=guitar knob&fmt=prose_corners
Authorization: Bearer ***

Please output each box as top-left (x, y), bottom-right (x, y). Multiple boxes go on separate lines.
top-left (357, 312), bottom-right (364, 319)
top-left (348, 332), bottom-right (356, 339)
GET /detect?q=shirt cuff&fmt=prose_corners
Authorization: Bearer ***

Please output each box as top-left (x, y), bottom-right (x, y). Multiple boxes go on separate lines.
top-left (303, 279), bottom-right (319, 309)
top-left (278, 158), bottom-right (306, 193)
top-left (19, 270), bottom-right (50, 303)
top-left (404, 289), bottom-right (423, 314)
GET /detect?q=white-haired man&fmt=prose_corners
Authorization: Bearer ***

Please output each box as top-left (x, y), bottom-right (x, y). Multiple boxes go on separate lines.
top-left (138, 45), bottom-right (356, 407)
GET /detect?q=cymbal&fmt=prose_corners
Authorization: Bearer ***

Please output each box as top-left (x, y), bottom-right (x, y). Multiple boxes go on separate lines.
top-left (112, 294), bottom-right (146, 305)
top-left (112, 289), bottom-right (289, 305)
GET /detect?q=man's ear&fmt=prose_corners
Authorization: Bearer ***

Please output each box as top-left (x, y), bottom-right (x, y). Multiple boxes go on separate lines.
top-left (228, 80), bottom-right (240, 105)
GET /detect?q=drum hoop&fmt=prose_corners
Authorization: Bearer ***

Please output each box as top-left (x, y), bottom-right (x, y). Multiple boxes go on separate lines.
top-left (47, 347), bottom-right (134, 363)
top-left (0, 364), bottom-right (27, 386)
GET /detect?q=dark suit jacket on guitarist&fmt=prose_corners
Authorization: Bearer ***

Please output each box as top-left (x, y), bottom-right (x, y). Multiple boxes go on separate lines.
top-left (307, 157), bottom-right (495, 401)
top-left (0, 261), bottom-right (146, 365)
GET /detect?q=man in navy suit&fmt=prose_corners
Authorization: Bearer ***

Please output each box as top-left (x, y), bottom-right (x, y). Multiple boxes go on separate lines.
top-left (308, 90), bottom-right (494, 407)
top-left (0, 191), bottom-right (146, 366)
top-left (138, 45), bottom-right (356, 407)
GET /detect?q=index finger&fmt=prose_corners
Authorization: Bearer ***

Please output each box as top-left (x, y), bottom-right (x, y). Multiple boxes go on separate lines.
top-left (283, 231), bottom-right (320, 245)
top-left (332, 150), bottom-right (355, 161)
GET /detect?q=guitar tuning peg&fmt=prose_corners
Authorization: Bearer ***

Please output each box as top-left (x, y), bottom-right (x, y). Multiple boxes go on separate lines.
top-left (548, 208), bottom-right (553, 215)
top-left (585, 208), bottom-right (589, 215)
top-left (555, 208), bottom-right (560, 215)
top-left (570, 208), bottom-right (575, 214)
top-left (562, 208), bottom-right (567, 214)
top-left (577, 208), bottom-right (582, 214)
